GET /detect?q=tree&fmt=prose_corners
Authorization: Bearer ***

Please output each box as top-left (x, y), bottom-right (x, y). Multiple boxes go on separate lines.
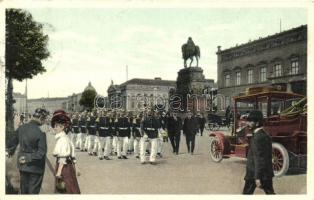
top-left (79, 90), bottom-right (97, 111)
top-left (5, 9), bottom-right (50, 136)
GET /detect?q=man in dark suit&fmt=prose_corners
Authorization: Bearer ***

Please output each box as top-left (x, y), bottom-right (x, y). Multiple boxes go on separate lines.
top-left (243, 110), bottom-right (275, 194)
top-left (183, 112), bottom-right (198, 155)
top-left (7, 108), bottom-right (49, 194)
top-left (167, 111), bottom-right (182, 155)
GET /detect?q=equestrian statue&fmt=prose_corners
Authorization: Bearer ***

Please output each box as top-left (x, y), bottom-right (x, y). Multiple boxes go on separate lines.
top-left (181, 37), bottom-right (201, 68)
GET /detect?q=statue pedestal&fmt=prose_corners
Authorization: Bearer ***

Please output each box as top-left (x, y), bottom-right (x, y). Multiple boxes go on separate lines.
top-left (174, 67), bottom-right (208, 113)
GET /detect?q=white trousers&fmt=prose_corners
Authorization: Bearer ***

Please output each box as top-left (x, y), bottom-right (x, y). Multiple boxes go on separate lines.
top-left (157, 132), bottom-right (163, 154)
top-left (86, 135), bottom-right (95, 153)
top-left (70, 132), bottom-right (77, 146)
top-left (97, 136), bottom-right (112, 157)
top-left (140, 135), bottom-right (157, 163)
top-left (112, 136), bottom-right (118, 153)
top-left (93, 135), bottom-right (100, 153)
top-left (117, 136), bottom-right (129, 157)
top-left (128, 135), bottom-right (134, 151)
top-left (133, 137), bottom-right (141, 156)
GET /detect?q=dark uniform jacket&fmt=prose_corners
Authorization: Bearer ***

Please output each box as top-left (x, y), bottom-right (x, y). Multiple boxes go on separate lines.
top-left (87, 116), bottom-right (97, 135)
top-left (79, 117), bottom-right (87, 134)
top-left (167, 116), bottom-right (182, 136)
top-left (183, 117), bottom-right (198, 136)
top-left (7, 120), bottom-right (47, 174)
top-left (71, 118), bottom-right (80, 134)
top-left (132, 118), bottom-right (143, 138)
top-left (159, 116), bottom-right (167, 130)
top-left (143, 116), bottom-right (161, 139)
top-left (245, 127), bottom-right (274, 180)
top-left (110, 118), bottom-right (117, 136)
top-left (116, 117), bottom-right (131, 137)
top-left (97, 116), bottom-right (111, 137)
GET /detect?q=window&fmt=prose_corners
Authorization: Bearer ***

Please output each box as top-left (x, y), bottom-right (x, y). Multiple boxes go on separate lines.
top-left (236, 72), bottom-right (241, 86)
top-left (274, 64), bottom-right (282, 77)
top-left (260, 67), bottom-right (267, 82)
top-left (291, 60), bottom-right (299, 75)
top-left (247, 69), bottom-right (253, 84)
top-left (225, 74), bottom-right (230, 87)
top-left (225, 96), bottom-right (231, 108)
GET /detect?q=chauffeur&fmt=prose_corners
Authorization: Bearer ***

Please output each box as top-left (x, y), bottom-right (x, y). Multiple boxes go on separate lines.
top-left (6, 108), bottom-right (49, 194)
top-left (242, 110), bottom-right (275, 195)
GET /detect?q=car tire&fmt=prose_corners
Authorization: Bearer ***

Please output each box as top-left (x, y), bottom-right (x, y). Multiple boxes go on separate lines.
top-left (209, 136), bottom-right (223, 162)
top-left (272, 142), bottom-right (289, 177)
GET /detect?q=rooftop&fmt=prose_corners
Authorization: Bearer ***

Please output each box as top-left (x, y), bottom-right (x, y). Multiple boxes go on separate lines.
top-left (120, 78), bottom-right (176, 87)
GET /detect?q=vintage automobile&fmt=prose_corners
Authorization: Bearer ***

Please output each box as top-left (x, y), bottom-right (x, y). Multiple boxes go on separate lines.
top-left (208, 86), bottom-right (307, 177)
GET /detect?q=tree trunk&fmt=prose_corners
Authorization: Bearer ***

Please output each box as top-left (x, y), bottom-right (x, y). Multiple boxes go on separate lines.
top-left (6, 76), bottom-right (15, 141)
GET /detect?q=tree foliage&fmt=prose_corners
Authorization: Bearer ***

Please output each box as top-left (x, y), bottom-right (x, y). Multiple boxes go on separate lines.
top-left (79, 90), bottom-right (97, 110)
top-left (6, 9), bottom-right (50, 81)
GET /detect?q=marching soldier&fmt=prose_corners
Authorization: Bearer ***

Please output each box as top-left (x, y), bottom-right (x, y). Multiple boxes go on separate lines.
top-left (77, 112), bottom-right (87, 151)
top-left (127, 112), bottom-right (135, 155)
top-left (157, 111), bottom-right (167, 158)
top-left (96, 111), bottom-right (112, 160)
top-left (116, 111), bottom-right (131, 159)
top-left (140, 110), bottom-right (161, 164)
top-left (111, 112), bottom-right (118, 156)
top-left (86, 112), bottom-right (97, 156)
top-left (71, 112), bottom-right (80, 148)
top-left (132, 113), bottom-right (143, 159)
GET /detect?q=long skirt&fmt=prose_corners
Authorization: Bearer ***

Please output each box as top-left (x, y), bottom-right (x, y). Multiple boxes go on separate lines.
top-left (55, 162), bottom-right (81, 194)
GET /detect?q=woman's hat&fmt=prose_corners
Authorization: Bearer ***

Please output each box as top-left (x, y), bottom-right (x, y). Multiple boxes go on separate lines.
top-left (51, 109), bottom-right (71, 128)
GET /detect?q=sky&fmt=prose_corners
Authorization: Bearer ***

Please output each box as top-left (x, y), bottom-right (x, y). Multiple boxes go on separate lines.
top-left (12, 7), bottom-right (307, 99)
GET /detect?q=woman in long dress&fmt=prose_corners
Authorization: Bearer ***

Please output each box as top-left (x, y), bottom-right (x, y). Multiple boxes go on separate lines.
top-left (51, 110), bottom-right (81, 194)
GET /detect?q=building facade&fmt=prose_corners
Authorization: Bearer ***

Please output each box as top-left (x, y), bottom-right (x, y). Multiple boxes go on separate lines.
top-left (216, 25), bottom-right (307, 111)
top-left (107, 78), bottom-right (176, 112)
top-left (28, 97), bottom-right (68, 114)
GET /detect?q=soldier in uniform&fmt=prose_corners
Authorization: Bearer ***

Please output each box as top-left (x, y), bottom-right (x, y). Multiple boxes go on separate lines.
top-left (157, 112), bottom-right (167, 158)
top-left (86, 112), bottom-right (97, 156)
top-left (242, 110), bottom-right (275, 194)
top-left (77, 112), bottom-right (87, 151)
top-left (116, 111), bottom-right (131, 159)
top-left (6, 108), bottom-right (49, 194)
top-left (110, 112), bottom-right (118, 156)
top-left (97, 111), bottom-right (112, 160)
top-left (127, 112), bottom-right (135, 155)
top-left (71, 112), bottom-right (80, 148)
top-left (140, 110), bottom-right (161, 164)
top-left (132, 113), bottom-right (143, 159)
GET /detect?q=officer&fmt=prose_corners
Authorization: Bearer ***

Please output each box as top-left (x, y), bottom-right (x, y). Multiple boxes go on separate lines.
top-left (140, 110), bottom-right (161, 164)
top-left (97, 111), bottom-right (112, 160)
top-left (6, 108), bottom-right (49, 194)
top-left (242, 110), bottom-right (275, 194)
top-left (132, 113), bottom-right (143, 159)
top-left (86, 112), bottom-right (97, 156)
top-left (116, 111), bottom-right (131, 159)
top-left (77, 112), bottom-right (87, 151)
top-left (71, 112), bottom-right (80, 148)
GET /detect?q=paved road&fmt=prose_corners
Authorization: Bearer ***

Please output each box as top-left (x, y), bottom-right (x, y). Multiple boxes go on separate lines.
top-left (41, 127), bottom-right (306, 194)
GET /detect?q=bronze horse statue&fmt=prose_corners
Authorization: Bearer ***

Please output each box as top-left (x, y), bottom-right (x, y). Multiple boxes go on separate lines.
top-left (181, 37), bottom-right (201, 68)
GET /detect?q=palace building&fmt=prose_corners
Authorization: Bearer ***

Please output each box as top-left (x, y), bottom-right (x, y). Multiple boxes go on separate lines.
top-left (216, 25), bottom-right (307, 111)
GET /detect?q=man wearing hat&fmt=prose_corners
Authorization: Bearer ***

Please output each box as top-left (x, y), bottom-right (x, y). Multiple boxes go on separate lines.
top-left (167, 111), bottom-right (182, 155)
top-left (183, 112), bottom-right (198, 155)
top-left (6, 108), bottom-right (49, 194)
top-left (116, 111), bottom-right (131, 159)
top-left (141, 110), bottom-right (161, 164)
top-left (242, 110), bottom-right (275, 195)
top-left (96, 111), bottom-right (112, 160)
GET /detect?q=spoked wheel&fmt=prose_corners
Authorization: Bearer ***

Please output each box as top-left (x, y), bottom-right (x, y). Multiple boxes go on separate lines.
top-left (209, 137), bottom-right (223, 162)
top-left (272, 142), bottom-right (289, 177)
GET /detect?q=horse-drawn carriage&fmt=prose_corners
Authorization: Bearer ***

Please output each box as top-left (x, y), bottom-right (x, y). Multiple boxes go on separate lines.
top-left (208, 86), bottom-right (307, 177)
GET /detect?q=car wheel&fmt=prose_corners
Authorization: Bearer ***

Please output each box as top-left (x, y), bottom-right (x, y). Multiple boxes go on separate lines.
top-left (209, 137), bottom-right (223, 162)
top-left (272, 142), bottom-right (289, 177)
